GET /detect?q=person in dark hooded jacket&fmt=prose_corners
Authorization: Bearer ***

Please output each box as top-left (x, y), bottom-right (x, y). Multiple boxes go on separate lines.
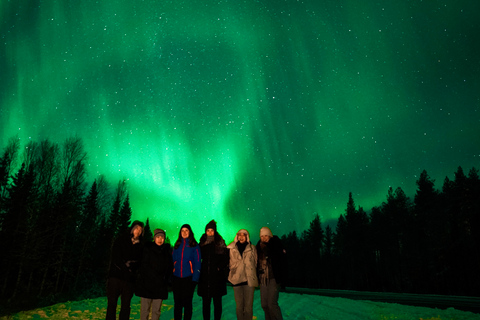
top-left (135, 228), bottom-right (173, 320)
top-left (256, 226), bottom-right (287, 320)
top-left (197, 220), bottom-right (229, 320)
top-left (106, 220), bottom-right (144, 320)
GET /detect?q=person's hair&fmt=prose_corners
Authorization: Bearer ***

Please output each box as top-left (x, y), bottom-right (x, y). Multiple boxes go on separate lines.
top-left (174, 224), bottom-right (198, 249)
top-left (129, 220), bottom-right (145, 240)
top-left (130, 220), bottom-right (145, 233)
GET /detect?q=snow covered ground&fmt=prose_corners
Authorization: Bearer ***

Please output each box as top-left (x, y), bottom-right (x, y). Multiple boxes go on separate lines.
top-left (2, 287), bottom-right (479, 320)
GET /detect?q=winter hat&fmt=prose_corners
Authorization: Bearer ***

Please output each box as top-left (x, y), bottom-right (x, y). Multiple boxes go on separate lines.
top-left (181, 224), bottom-right (192, 231)
top-left (180, 224), bottom-right (194, 238)
top-left (260, 227), bottom-right (273, 238)
top-left (154, 229), bottom-right (166, 239)
top-left (205, 219), bottom-right (217, 232)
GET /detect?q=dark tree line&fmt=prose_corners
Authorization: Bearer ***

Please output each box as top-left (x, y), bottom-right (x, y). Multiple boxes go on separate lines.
top-left (282, 167), bottom-right (480, 296)
top-left (0, 136), bottom-right (139, 313)
top-left (1, 135), bottom-right (479, 314)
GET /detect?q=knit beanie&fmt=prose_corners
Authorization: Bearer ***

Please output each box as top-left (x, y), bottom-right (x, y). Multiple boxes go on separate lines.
top-left (260, 227), bottom-right (273, 237)
top-left (205, 219), bottom-right (217, 232)
top-left (154, 229), bottom-right (166, 239)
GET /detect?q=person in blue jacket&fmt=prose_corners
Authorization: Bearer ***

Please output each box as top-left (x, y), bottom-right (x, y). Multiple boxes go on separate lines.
top-left (172, 224), bottom-right (201, 320)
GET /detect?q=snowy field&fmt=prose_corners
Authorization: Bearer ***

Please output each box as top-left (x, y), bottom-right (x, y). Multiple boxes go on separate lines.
top-left (1, 287), bottom-right (479, 320)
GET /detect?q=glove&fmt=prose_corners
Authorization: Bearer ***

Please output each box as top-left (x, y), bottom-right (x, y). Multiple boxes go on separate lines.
top-left (125, 260), bottom-right (134, 271)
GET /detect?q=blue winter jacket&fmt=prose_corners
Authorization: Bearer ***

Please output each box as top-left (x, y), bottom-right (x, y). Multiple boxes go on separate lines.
top-left (172, 238), bottom-right (201, 282)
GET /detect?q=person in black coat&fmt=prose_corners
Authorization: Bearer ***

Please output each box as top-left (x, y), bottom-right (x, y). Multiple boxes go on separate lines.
top-left (136, 228), bottom-right (173, 320)
top-left (197, 220), bottom-right (229, 320)
top-left (106, 220), bottom-right (144, 320)
top-left (256, 227), bottom-right (287, 320)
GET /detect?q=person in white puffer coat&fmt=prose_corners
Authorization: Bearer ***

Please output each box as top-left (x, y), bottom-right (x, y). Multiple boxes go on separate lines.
top-left (227, 229), bottom-right (258, 320)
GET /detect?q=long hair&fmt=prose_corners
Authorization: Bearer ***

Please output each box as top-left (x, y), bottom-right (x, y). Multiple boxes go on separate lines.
top-left (129, 220), bottom-right (145, 242)
top-left (174, 224), bottom-right (198, 249)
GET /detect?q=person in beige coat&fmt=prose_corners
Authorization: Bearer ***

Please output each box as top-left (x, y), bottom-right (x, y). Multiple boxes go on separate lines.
top-left (227, 229), bottom-right (258, 320)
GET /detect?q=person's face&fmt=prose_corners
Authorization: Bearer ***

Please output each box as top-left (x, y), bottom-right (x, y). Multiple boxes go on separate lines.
top-left (181, 227), bottom-right (190, 239)
top-left (155, 235), bottom-right (165, 246)
top-left (261, 235), bottom-right (271, 243)
top-left (206, 228), bottom-right (215, 237)
top-left (237, 233), bottom-right (247, 243)
top-left (132, 226), bottom-right (143, 239)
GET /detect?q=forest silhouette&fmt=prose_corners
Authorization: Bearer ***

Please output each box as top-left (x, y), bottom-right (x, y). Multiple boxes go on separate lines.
top-left (1, 136), bottom-right (479, 314)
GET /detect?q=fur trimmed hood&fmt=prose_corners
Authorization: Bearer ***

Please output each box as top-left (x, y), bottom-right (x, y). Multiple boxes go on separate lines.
top-left (227, 229), bottom-right (251, 247)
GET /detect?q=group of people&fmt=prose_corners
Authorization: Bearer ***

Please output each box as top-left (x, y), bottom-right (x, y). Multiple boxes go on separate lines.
top-left (105, 220), bottom-right (287, 320)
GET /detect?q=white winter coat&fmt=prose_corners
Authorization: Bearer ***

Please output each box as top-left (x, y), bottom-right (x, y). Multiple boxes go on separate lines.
top-left (227, 229), bottom-right (258, 287)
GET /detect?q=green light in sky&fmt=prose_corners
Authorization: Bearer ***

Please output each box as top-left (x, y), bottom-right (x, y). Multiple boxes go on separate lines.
top-left (1, 0), bottom-right (479, 240)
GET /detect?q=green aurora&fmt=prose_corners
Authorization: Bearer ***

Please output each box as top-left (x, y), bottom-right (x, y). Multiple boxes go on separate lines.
top-left (1, 0), bottom-right (479, 240)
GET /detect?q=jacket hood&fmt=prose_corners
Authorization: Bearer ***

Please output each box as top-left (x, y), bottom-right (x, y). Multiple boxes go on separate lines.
top-left (233, 229), bottom-right (250, 244)
top-left (130, 220), bottom-right (145, 235)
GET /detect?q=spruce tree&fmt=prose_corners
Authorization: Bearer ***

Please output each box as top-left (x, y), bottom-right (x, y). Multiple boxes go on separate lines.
top-left (74, 180), bottom-right (101, 291)
top-left (118, 195), bottom-right (132, 236)
top-left (2, 163), bottom-right (38, 299)
top-left (144, 218), bottom-right (153, 243)
top-left (304, 214), bottom-right (323, 287)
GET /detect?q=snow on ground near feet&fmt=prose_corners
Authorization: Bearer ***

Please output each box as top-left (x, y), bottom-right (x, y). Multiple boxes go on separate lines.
top-left (2, 287), bottom-right (479, 320)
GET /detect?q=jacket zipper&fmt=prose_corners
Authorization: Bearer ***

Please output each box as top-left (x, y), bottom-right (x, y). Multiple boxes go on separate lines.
top-left (181, 239), bottom-right (185, 277)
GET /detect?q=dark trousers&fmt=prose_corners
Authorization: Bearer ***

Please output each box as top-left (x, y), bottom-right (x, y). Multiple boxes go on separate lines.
top-left (172, 276), bottom-right (196, 320)
top-left (202, 295), bottom-right (222, 320)
top-left (106, 277), bottom-right (135, 320)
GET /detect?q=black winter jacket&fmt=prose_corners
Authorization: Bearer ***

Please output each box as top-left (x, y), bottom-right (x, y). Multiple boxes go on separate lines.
top-left (256, 235), bottom-right (287, 285)
top-left (108, 224), bottom-right (144, 283)
top-left (197, 233), bottom-right (229, 297)
top-left (135, 242), bottom-right (173, 300)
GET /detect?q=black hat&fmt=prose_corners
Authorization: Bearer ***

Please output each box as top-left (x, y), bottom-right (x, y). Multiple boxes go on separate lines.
top-left (181, 224), bottom-right (192, 231)
top-left (205, 220), bottom-right (217, 232)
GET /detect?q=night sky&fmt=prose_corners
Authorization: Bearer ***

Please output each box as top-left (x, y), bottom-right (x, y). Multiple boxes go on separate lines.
top-left (1, 0), bottom-right (479, 240)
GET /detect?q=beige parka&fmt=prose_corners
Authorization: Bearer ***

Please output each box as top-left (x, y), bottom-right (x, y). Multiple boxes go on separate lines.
top-left (227, 229), bottom-right (259, 287)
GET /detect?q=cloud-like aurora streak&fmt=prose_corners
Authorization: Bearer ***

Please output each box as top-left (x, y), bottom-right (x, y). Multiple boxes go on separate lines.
top-left (1, 0), bottom-right (479, 240)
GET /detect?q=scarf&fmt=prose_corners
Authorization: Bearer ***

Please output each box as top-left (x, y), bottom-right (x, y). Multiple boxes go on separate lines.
top-left (258, 242), bottom-right (272, 286)
top-left (237, 241), bottom-right (247, 256)
top-left (205, 235), bottom-right (214, 245)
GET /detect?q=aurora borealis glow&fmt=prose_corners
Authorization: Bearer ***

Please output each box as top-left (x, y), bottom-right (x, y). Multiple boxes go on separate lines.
top-left (1, 0), bottom-right (479, 240)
